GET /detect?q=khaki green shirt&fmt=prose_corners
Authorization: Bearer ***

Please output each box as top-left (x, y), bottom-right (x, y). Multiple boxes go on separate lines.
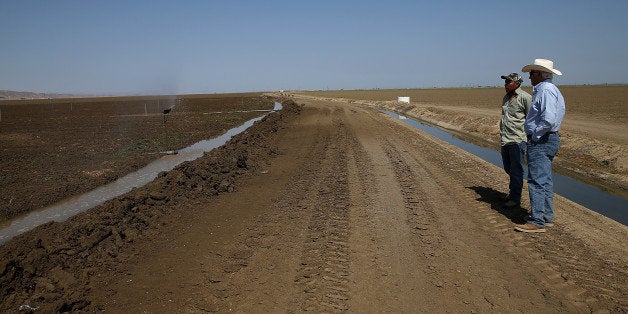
top-left (500, 87), bottom-right (532, 145)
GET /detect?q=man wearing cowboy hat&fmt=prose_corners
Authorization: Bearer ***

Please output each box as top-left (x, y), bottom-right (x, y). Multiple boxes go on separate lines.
top-left (499, 73), bottom-right (531, 208)
top-left (515, 59), bottom-right (565, 233)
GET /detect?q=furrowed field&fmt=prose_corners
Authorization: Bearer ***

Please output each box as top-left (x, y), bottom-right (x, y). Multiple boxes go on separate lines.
top-left (0, 90), bottom-right (626, 312)
top-left (0, 93), bottom-right (274, 222)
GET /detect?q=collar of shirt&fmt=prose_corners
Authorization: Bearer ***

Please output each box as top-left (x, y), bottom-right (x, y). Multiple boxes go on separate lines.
top-left (505, 87), bottom-right (523, 100)
top-left (533, 79), bottom-right (553, 93)
top-left (514, 87), bottom-right (523, 95)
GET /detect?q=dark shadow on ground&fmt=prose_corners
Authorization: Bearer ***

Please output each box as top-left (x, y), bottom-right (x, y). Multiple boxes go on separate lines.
top-left (466, 186), bottom-right (528, 224)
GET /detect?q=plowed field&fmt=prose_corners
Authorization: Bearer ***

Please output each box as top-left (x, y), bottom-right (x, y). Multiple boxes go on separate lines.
top-left (0, 93), bottom-right (272, 222)
top-left (0, 93), bottom-right (626, 312)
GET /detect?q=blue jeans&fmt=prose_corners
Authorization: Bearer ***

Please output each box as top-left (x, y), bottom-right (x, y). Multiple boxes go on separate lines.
top-left (526, 133), bottom-right (560, 227)
top-left (501, 142), bottom-right (526, 203)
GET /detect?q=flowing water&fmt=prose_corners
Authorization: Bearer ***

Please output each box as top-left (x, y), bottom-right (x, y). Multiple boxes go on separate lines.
top-left (385, 111), bottom-right (627, 225)
top-left (0, 103), bottom-right (282, 245)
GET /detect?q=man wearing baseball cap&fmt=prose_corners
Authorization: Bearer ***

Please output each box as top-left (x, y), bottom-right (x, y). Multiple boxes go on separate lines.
top-left (499, 73), bottom-right (531, 208)
top-left (515, 59), bottom-right (565, 233)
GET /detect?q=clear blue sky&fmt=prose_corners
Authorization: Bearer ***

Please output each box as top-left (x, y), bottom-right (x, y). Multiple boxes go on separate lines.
top-left (1, 0), bottom-right (627, 95)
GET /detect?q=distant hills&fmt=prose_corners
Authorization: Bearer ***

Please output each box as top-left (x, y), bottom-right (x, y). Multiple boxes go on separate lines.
top-left (0, 90), bottom-right (88, 100)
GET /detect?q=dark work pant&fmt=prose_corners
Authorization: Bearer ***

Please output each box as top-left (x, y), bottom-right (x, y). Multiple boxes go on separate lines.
top-left (501, 142), bottom-right (526, 203)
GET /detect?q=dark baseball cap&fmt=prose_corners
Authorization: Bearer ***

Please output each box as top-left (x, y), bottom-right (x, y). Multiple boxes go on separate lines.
top-left (500, 73), bottom-right (523, 84)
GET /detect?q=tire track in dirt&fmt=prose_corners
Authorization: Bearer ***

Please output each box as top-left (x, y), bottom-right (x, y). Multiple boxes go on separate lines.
top-left (292, 109), bottom-right (352, 312)
top-left (205, 100), bottom-right (624, 312)
top-left (344, 105), bottom-right (452, 311)
top-left (380, 140), bottom-right (575, 311)
top-left (190, 105), bottom-right (366, 312)
top-left (381, 140), bottom-right (529, 311)
top-left (340, 105), bottom-right (569, 311)
top-left (381, 141), bottom-right (446, 279)
top-left (181, 104), bottom-right (351, 312)
top-left (378, 112), bottom-right (627, 312)
top-left (417, 141), bottom-right (626, 311)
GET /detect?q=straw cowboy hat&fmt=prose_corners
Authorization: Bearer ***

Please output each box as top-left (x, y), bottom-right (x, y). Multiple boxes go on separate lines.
top-left (522, 58), bottom-right (562, 75)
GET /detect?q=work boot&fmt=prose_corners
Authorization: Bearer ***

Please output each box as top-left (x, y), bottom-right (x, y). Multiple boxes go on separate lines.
top-left (514, 223), bottom-right (546, 233)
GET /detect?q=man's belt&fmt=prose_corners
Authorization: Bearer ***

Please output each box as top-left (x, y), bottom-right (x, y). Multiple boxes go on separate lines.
top-left (527, 131), bottom-right (558, 141)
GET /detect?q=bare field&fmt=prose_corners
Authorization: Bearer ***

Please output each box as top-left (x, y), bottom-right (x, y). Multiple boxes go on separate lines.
top-left (0, 96), bottom-right (626, 312)
top-left (295, 85), bottom-right (628, 118)
top-left (292, 85), bottom-right (628, 197)
top-left (0, 93), bottom-right (274, 222)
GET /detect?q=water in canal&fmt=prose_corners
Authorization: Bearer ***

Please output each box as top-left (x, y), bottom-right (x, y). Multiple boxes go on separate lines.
top-left (385, 111), bottom-right (627, 226)
top-left (0, 103), bottom-right (283, 245)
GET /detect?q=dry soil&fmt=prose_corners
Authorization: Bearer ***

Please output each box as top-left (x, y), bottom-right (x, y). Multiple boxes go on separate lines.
top-left (0, 96), bottom-right (625, 312)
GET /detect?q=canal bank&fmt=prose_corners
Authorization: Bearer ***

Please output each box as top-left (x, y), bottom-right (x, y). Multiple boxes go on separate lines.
top-left (384, 110), bottom-right (627, 225)
top-left (0, 103), bottom-right (283, 245)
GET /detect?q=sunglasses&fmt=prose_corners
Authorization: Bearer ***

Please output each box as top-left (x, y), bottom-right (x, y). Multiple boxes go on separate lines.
top-left (529, 71), bottom-right (541, 76)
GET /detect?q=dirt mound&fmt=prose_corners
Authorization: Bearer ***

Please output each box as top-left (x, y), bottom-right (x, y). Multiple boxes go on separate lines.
top-left (0, 99), bottom-right (301, 312)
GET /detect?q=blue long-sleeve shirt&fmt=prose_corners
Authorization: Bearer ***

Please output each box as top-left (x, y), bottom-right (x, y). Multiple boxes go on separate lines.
top-left (524, 80), bottom-right (565, 141)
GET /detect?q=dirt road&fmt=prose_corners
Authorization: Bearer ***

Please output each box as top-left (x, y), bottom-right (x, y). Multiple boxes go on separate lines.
top-left (1, 97), bottom-right (626, 312)
top-left (290, 87), bottom-right (628, 197)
